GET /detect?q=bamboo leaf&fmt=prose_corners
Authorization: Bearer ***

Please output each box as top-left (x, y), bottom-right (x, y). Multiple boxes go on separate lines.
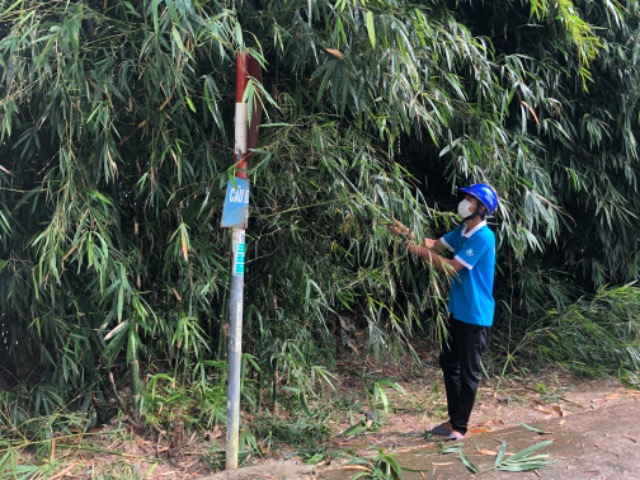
top-left (519, 423), bottom-right (550, 435)
top-left (151, 0), bottom-right (161, 32)
top-left (366, 11), bottom-right (376, 49)
top-left (506, 440), bottom-right (553, 463)
top-left (180, 224), bottom-right (189, 262)
top-left (459, 452), bottom-right (479, 474)
top-left (494, 441), bottom-right (507, 467)
top-left (185, 96), bottom-right (196, 113)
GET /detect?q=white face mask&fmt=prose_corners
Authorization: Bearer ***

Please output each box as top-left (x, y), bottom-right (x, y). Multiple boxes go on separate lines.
top-left (457, 199), bottom-right (475, 219)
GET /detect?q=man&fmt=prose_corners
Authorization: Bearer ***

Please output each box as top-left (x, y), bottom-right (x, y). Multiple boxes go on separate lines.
top-left (388, 183), bottom-right (498, 441)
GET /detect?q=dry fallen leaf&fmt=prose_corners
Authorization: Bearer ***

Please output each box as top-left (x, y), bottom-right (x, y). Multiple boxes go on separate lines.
top-left (431, 462), bottom-right (454, 466)
top-left (468, 427), bottom-right (491, 434)
top-left (476, 449), bottom-right (497, 456)
top-left (531, 404), bottom-right (554, 415)
top-left (473, 420), bottom-right (496, 427)
top-left (325, 48), bottom-right (345, 59)
top-left (338, 466), bottom-right (372, 472)
top-left (50, 464), bottom-right (75, 480)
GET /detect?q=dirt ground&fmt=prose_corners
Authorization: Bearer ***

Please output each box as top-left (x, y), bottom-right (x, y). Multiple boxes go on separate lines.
top-left (28, 359), bottom-right (640, 479)
top-left (201, 370), bottom-right (640, 480)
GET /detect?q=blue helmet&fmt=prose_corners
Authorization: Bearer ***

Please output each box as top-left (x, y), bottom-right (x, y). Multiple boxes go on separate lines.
top-left (459, 184), bottom-right (499, 214)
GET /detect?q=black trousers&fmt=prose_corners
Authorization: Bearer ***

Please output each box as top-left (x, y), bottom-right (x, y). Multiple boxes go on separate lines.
top-left (439, 317), bottom-right (490, 435)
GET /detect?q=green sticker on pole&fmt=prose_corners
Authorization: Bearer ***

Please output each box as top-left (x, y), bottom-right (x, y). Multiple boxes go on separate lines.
top-left (234, 243), bottom-right (245, 276)
top-left (221, 178), bottom-right (250, 228)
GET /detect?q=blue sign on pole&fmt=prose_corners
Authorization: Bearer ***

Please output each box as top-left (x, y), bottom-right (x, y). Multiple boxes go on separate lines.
top-left (221, 178), bottom-right (250, 228)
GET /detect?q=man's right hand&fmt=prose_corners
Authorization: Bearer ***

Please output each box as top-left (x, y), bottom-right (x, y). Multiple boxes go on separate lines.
top-left (387, 220), bottom-right (413, 239)
top-left (423, 238), bottom-right (437, 250)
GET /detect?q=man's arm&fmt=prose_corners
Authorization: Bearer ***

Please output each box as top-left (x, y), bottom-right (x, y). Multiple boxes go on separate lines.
top-left (423, 238), bottom-right (448, 254)
top-left (387, 220), bottom-right (447, 254)
top-left (406, 242), bottom-right (464, 274)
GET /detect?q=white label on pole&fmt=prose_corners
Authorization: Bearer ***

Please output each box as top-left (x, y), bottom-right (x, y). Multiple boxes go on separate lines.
top-left (234, 303), bottom-right (242, 352)
top-left (229, 302), bottom-right (243, 354)
top-left (235, 103), bottom-right (248, 154)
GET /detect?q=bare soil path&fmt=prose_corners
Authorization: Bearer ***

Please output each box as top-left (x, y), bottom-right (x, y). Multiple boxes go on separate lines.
top-left (199, 373), bottom-right (640, 480)
top-left (30, 368), bottom-right (639, 479)
top-left (315, 398), bottom-right (640, 480)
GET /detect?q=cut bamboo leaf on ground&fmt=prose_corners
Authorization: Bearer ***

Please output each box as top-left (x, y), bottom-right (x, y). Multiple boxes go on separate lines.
top-left (439, 443), bottom-right (463, 454)
top-left (459, 451), bottom-right (479, 474)
top-left (459, 440), bottom-right (554, 474)
top-left (519, 423), bottom-right (552, 435)
top-left (340, 422), bottom-right (370, 437)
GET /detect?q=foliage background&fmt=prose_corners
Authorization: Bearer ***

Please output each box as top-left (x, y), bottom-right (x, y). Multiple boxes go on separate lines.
top-left (0, 0), bottom-right (639, 432)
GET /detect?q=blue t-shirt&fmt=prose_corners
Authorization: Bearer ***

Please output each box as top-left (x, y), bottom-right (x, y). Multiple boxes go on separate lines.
top-left (441, 221), bottom-right (496, 327)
